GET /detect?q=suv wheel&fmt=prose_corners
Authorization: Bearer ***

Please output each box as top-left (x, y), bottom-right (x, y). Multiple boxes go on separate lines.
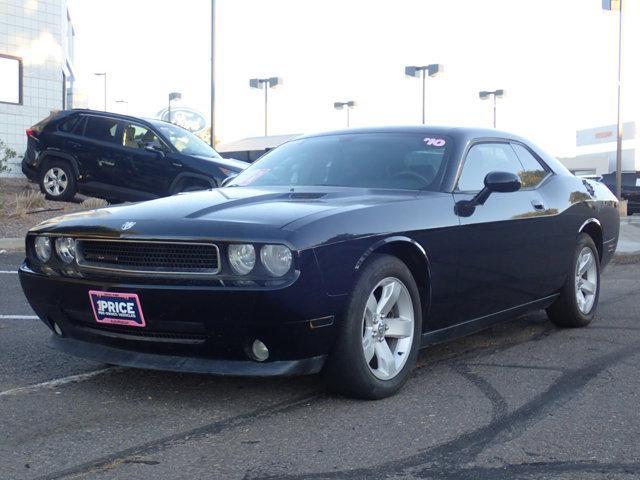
top-left (40, 161), bottom-right (77, 201)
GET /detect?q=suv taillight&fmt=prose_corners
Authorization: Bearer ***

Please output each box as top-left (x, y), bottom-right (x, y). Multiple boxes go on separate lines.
top-left (26, 128), bottom-right (36, 138)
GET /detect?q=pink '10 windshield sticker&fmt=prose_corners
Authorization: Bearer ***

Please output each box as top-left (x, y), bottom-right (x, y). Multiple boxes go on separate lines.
top-left (423, 137), bottom-right (446, 147)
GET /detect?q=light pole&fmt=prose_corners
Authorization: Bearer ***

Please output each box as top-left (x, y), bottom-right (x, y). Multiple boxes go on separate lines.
top-left (334, 101), bottom-right (356, 127)
top-left (94, 72), bottom-right (107, 111)
top-left (168, 92), bottom-right (182, 124)
top-left (210, 0), bottom-right (216, 146)
top-left (404, 64), bottom-right (443, 124)
top-left (114, 99), bottom-right (128, 113)
top-left (249, 77), bottom-right (283, 136)
top-left (479, 89), bottom-right (505, 128)
top-left (603, 0), bottom-right (624, 201)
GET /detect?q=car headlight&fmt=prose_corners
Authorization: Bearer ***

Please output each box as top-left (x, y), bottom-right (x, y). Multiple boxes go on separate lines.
top-left (260, 244), bottom-right (292, 277)
top-left (228, 244), bottom-right (256, 275)
top-left (55, 237), bottom-right (76, 264)
top-left (34, 236), bottom-right (51, 262)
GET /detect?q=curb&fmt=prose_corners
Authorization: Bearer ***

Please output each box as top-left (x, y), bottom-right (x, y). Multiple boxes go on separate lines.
top-left (0, 238), bottom-right (23, 252)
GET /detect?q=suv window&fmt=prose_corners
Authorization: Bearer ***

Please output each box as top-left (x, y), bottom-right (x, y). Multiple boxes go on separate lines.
top-left (58, 115), bottom-right (81, 133)
top-left (457, 143), bottom-right (524, 192)
top-left (122, 123), bottom-right (163, 150)
top-left (511, 143), bottom-right (548, 188)
top-left (84, 116), bottom-right (119, 143)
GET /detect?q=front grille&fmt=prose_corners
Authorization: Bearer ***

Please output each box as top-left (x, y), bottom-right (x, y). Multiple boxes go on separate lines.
top-left (77, 239), bottom-right (220, 276)
top-left (77, 324), bottom-right (208, 344)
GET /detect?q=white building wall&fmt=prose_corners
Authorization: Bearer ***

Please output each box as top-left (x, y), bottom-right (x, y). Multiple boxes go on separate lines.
top-left (0, 0), bottom-right (74, 177)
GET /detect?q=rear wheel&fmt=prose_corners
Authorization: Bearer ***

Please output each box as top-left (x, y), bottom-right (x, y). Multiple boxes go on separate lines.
top-left (324, 254), bottom-right (422, 399)
top-left (546, 233), bottom-right (600, 328)
top-left (39, 160), bottom-right (77, 201)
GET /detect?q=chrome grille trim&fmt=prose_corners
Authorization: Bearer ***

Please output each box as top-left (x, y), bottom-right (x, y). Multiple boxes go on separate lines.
top-left (76, 238), bottom-right (221, 276)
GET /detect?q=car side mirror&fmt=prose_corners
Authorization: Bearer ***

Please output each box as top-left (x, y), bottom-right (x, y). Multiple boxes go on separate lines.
top-left (220, 174), bottom-right (237, 187)
top-left (455, 171), bottom-right (521, 217)
top-left (477, 171), bottom-right (522, 203)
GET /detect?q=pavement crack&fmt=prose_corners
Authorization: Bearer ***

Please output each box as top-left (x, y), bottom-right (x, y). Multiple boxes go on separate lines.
top-left (246, 339), bottom-right (640, 480)
top-left (36, 391), bottom-right (324, 480)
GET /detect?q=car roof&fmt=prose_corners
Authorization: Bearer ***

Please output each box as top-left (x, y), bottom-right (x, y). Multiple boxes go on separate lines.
top-left (67, 109), bottom-right (171, 128)
top-left (298, 125), bottom-right (520, 140)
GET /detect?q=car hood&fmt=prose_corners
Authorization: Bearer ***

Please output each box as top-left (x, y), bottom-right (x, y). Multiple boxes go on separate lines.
top-left (192, 155), bottom-right (249, 171)
top-left (31, 186), bottom-right (428, 241)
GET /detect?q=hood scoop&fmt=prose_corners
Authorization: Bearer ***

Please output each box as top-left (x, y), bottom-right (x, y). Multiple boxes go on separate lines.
top-left (288, 192), bottom-right (327, 200)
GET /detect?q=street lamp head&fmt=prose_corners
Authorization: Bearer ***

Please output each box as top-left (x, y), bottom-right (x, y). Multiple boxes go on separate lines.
top-left (334, 101), bottom-right (356, 110)
top-left (495, 89), bottom-right (505, 98)
top-left (94, 72), bottom-right (106, 76)
top-left (427, 64), bottom-right (443, 77)
top-left (267, 77), bottom-right (283, 88)
top-left (169, 92), bottom-right (182, 101)
top-left (249, 78), bottom-right (263, 89)
top-left (479, 91), bottom-right (491, 100)
top-left (404, 66), bottom-right (420, 78)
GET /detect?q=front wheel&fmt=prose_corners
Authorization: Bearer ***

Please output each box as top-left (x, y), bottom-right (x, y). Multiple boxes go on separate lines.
top-left (324, 254), bottom-right (422, 399)
top-left (546, 233), bottom-right (600, 328)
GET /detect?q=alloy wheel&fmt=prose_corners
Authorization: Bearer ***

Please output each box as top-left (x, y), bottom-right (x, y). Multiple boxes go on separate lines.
top-left (361, 277), bottom-right (415, 380)
top-left (575, 247), bottom-right (597, 314)
top-left (44, 167), bottom-right (68, 197)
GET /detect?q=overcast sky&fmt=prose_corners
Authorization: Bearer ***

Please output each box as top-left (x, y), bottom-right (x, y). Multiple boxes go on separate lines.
top-left (67, 0), bottom-right (639, 156)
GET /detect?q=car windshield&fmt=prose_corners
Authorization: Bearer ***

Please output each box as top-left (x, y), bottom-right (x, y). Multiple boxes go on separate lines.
top-left (156, 123), bottom-right (221, 158)
top-left (228, 133), bottom-right (450, 191)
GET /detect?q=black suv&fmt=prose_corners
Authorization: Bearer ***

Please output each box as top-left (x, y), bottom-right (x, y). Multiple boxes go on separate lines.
top-left (21, 109), bottom-right (247, 202)
top-left (600, 171), bottom-right (639, 215)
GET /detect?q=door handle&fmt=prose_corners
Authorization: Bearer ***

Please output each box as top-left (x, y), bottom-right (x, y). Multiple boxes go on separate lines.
top-left (531, 199), bottom-right (545, 210)
top-left (68, 141), bottom-right (82, 148)
top-left (99, 160), bottom-right (115, 167)
top-left (172, 162), bottom-right (183, 168)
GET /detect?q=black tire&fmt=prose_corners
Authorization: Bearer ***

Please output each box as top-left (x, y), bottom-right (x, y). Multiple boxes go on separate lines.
top-left (546, 233), bottom-right (600, 328)
top-left (323, 254), bottom-right (422, 399)
top-left (39, 160), bottom-right (77, 201)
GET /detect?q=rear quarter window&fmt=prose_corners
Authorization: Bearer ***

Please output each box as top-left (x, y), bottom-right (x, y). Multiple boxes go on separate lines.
top-left (58, 115), bottom-right (81, 133)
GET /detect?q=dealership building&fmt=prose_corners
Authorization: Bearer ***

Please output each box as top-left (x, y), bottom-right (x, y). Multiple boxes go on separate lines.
top-left (560, 121), bottom-right (638, 176)
top-left (0, 0), bottom-right (76, 176)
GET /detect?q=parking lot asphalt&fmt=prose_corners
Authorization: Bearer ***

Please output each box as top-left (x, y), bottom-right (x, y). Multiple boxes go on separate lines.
top-left (1, 251), bottom-right (639, 480)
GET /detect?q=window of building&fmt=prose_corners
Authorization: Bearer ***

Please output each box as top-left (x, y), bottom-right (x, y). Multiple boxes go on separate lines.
top-left (0, 54), bottom-right (22, 104)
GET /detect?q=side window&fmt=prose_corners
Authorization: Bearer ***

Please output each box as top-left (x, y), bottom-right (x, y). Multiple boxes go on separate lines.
top-left (122, 123), bottom-right (162, 150)
top-left (457, 143), bottom-right (524, 192)
top-left (58, 115), bottom-right (81, 133)
top-left (511, 143), bottom-right (548, 188)
top-left (84, 116), bottom-right (119, 143)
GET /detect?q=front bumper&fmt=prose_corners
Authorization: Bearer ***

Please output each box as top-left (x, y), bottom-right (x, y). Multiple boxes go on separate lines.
top-left (19, 258), bottom-right (347, 376)
top-left (49, 335), bottom-right (326, 376)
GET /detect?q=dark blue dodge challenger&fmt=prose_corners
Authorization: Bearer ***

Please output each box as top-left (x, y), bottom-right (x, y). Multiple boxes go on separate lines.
top-left (19, 127), bottom-right (620, 398)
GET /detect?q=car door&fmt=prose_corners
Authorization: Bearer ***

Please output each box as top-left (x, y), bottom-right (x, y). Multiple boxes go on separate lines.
top-left (77, 115), bottom-right (123, 188)
top-left (120, 122), bottom-right (179, 197)
top-left (451, 141), bottom-right (554, 324)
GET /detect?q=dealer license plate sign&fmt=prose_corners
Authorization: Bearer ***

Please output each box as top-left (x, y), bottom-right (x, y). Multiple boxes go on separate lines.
top-left (89, 290), bottom-right (146, 327)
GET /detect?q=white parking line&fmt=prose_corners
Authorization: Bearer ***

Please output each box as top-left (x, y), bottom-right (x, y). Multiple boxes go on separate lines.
top-left (0, 367), bottom-right (118, 397)
top-left (0, 270), bottom-right (17, 274)
top-left (0, 315), bottom-right (38, 320)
